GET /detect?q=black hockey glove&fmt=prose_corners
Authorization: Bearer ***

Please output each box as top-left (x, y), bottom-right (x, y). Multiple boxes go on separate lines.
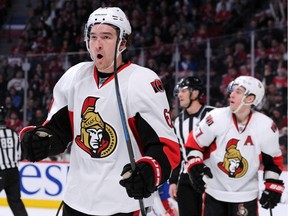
top-left (119, 157), bottom-right (161, 199)
top-left (20, 126), bottom-right (62, 162)
top-left (186, 156), bottom-right (213, 194)
top-left (260, 179), bottom-right (285, 209)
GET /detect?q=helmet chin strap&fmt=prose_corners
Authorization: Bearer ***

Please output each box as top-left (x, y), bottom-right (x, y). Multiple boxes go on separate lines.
top-left (98, 45), bottom-right (125, 72)
top-left (232, 95), bottom-right (253, 114)
top-left (185, 98), bottom-right (197, 109)
top-left (185, 91), bottom-right (198, 109)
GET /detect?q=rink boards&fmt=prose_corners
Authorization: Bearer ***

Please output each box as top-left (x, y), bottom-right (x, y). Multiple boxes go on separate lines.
top-left (0, 161), bottom-right (287, 209)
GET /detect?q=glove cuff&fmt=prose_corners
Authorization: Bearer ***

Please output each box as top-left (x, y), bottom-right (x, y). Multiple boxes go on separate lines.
top-left (19, 126), bottom-right (36, 140)
top-left (137, 156), bottom-right (162, 187)
top-left (186, 157), bottom-right (204, 171)
top-left (265, 179), bottom-right (285, 194)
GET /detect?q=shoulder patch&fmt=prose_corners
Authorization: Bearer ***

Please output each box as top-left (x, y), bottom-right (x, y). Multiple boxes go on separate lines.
top-left (206, 114), bottom-right (214, 126)
top-left (150, 79), bottom-right (164, 93)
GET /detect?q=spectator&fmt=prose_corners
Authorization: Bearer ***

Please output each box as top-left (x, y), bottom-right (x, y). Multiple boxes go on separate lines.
top-left (270, 107), bottom-right (285, 129)
top-left (254, 39), bottom-right (266, 60)
top-left (191, 24), bottom-right (209, 45)
top-left (29, 73), bottom-right (44, 101)
top-left (262, 63), bottom-right (275, 85)
top-left (267, 0), bottom-right (286, 27)
top-left (222, 67), bottom-right (239, 86)
top-left (6, 111), bottom-right (22, 133)
top-left (215, 0), bottom-right (232, 13)
top-left (267, 38), bottom-right (280, 61)
top-left (200, 0), bottom-right (215, 25)
top-left (0, 58), bottom-right (15, 82)
top-left (178, 54), bottom-right (198, 77)
top-left (255, 50), bottom-right (270, 74)
top-left (215, 2), bottom-right (232, 24)
top-left (273, 66), bottom-right (287, 91)
top-left (238, 65), bottom-right (250, 76)
top-left (25, 98), bottom-right (36, 124)
top-left (7, 87), bottom-right (23, 109)
top-left (7, 70), bottom-right (26, 93)
top-left (29, 108), bottom-right (45, 126)
top-left (233, 42), bottom-right (247, 67)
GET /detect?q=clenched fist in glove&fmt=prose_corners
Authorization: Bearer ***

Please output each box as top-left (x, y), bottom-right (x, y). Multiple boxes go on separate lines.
top-left (260, 179), bottom-right (285, 209)
top-left (119, 157), bottom-right (162, 199)
top-left (186, 156), bottom-right (213, 194)
top-left (20, 126), bottom-right (66, 162)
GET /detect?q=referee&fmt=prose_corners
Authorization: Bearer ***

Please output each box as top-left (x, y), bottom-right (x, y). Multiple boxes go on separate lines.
top-left (168, 77), bottom-right (214, 216)
top-left (0, 106), bottom-right (28, 216)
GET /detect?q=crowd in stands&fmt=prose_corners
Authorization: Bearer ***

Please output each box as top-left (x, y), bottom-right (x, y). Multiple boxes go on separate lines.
top-left (0, 0), bottom-right (287, 166)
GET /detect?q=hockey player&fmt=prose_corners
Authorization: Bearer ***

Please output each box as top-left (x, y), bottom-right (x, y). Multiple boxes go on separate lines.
top-left (20, 7), bottom-right (180, 216)
top-left (185, 76), bottom-right (284, 215)
top-left (168, 76), bottom-right (214, 216)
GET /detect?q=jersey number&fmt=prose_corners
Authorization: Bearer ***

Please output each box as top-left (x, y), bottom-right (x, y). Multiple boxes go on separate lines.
top-left (164, 109), bottom-right (173, 128)
top-left (1, 137), bottom-right (13, 148)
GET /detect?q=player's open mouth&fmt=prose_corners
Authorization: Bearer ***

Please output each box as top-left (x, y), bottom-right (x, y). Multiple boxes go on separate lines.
top-left (97, 54), bottom-right (103, 59)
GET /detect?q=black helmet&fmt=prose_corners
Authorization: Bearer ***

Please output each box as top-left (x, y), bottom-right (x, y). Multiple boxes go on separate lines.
top-left (174, 76), bottom-right (204, 96)
top-left (0, 105), bottom-right (6, 123)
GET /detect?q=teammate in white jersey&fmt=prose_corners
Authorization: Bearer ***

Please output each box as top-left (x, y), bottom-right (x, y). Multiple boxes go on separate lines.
top-left (185, 76), bottom-right (284, 215)
top-left (19, 7), bottom-right (180, 216)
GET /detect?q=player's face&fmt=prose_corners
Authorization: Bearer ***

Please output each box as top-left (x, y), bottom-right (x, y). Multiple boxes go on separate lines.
top-left (229, 85), bottom-right (245, 112)
top-left (89, 24), bottom-right (118, 72)
top-left (178, 88), bottom-right (190, 107)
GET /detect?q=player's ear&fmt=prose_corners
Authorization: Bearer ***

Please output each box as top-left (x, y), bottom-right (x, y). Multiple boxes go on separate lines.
top-left (246, 94), bottom-right (255, 104)
top-left (192, 89), bottom-right (199, 100)
top-left (119, 39), bottom-right (127, 51)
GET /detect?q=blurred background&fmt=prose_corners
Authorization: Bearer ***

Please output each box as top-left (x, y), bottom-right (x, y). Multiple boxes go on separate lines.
top-left (0, 0), bottom-right (287, 138)
top-left (0, 0), bottom-right (287, 214)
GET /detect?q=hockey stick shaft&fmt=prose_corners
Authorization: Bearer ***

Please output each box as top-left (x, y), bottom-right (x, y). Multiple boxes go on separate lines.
top-left (113, 31), bottom-right (146, 216)
top-left (55, 201), bottom-right (64, 216)
top-left (269, 200), bottom-right (273, 216)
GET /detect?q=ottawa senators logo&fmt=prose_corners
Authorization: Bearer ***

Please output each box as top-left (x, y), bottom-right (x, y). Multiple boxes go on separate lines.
top-left (205, 114), bottom-right (214, 126)
top-left (217, 139), bottom-right (248, 178)
top-left (75, 97), bottom-right (117, 158)
top-left (150, 79), bottom-right (164, 93)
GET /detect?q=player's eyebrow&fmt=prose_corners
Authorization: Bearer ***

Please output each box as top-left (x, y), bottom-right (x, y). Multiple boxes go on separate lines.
top-left (90, 31), bottom-right (113, 36)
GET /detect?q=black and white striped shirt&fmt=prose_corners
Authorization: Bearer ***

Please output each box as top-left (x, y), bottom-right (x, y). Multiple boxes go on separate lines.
top-left (0, 125), bottom-right (21, 170)
top-left (170, 105), bottom-right (214, 184)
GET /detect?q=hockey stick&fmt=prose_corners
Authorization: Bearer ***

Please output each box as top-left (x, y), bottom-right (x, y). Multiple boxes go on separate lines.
top-left (113, 30), bottom-right (146, 216)
top-left (55, 201), bottom-right (64, 216)
top-left (269, 200), bottom-right (273, 216)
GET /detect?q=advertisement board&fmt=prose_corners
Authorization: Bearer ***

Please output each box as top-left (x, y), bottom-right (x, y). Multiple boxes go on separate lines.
top-left (0, 161), bottom-right (69, 208)
top-left (0, 161), bottom-right (287, 211)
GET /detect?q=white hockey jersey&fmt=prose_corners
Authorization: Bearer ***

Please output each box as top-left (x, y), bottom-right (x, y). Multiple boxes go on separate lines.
top-left (186, 107), bottom-right (283, 202)
top-left (46, 61), bottom-right (180, 215)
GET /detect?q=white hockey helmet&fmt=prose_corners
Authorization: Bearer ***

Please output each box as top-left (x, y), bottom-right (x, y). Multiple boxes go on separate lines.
top-left (84, 7), bottom-right (131, 42)
top-left (228, 76), bottom-right (265, 106)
